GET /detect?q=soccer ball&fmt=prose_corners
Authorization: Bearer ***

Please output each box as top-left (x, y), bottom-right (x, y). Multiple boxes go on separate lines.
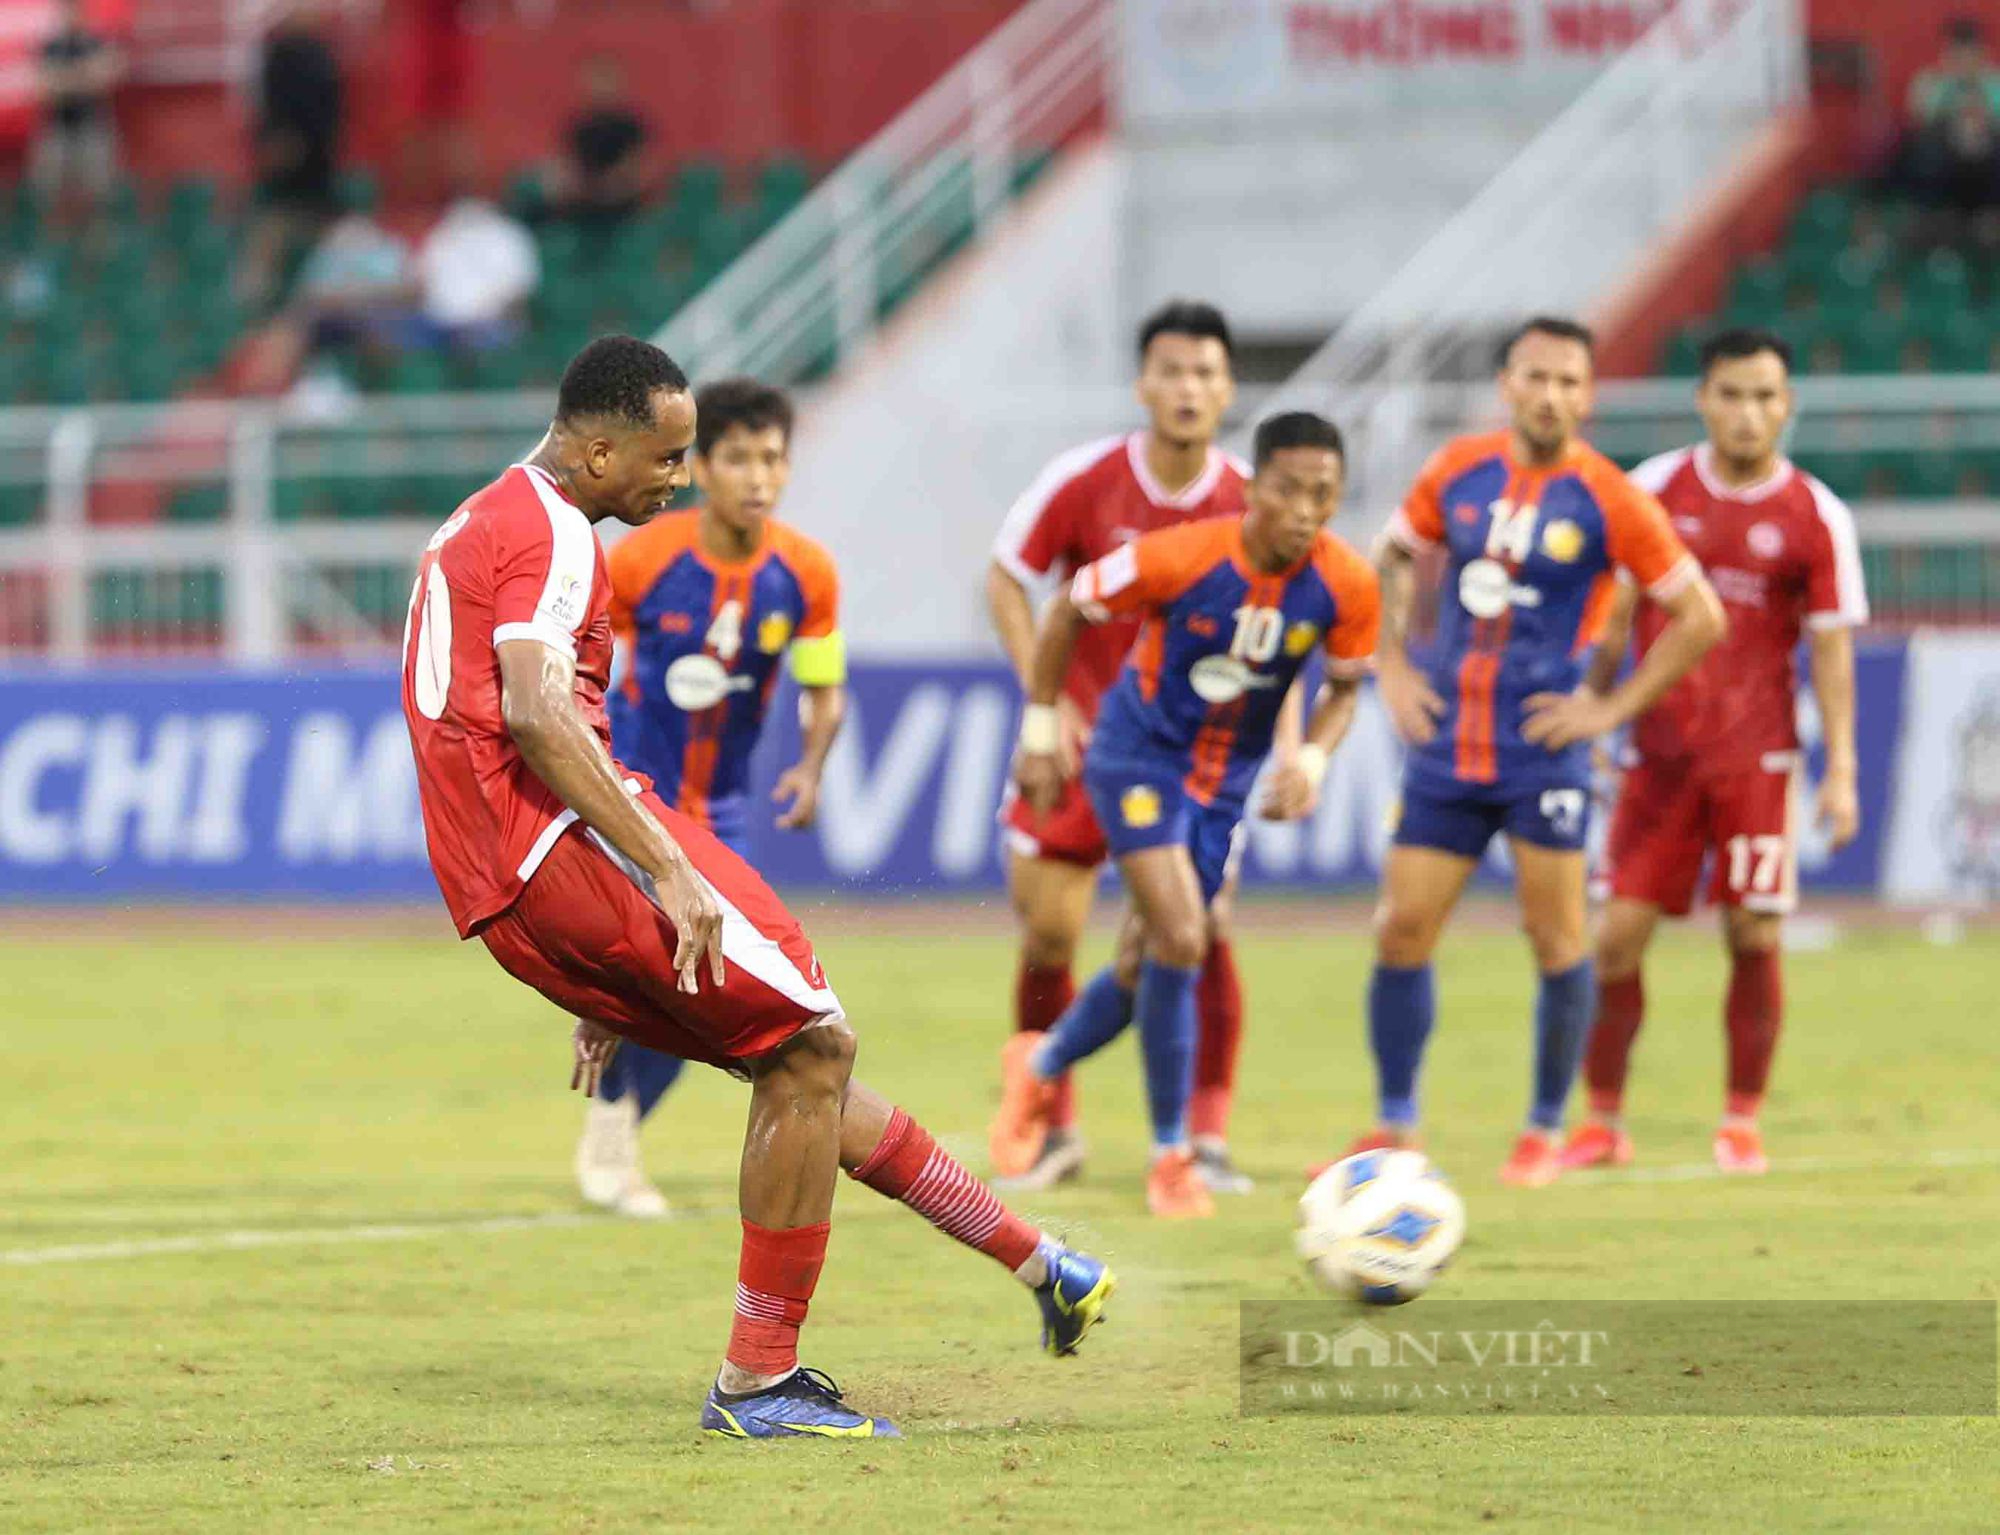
top-left (1295, 1149), bottom-right (1466, 1305)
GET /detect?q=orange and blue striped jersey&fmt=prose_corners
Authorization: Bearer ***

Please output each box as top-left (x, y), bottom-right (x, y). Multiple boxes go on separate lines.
top-left (1072, 516), bottom-right (1380, 808)
top-left (606, 512), bottom-right (841, 827)
top-left (1384, 430), bottom-right (1695, 791)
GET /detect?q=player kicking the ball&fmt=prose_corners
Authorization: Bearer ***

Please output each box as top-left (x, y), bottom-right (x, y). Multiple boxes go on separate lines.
top-left (993, 411), bottom-right (1379, 1216)
top-left (1354, 316), bottom-right (1725, 1187)
top-left (1565, 328), bottom-right (1868, 1176)
top-left (572, 378), bottom-right (848, 1218)
top-left (402, 337), bottom-right (1112, 1441)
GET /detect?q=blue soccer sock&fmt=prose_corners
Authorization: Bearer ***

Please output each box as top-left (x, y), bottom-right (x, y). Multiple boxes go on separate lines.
top-left (1135, 959), bottom-right (1200, 1153)
top-left (1368, 964), bottom-right (1436, 1128)
top-left (598, 1043), bottom-right (684, 1121)
top-left (1032, 968), bottom-right (1135, 1079)
top-left (1530, 959), bottom-right (1596, 1132)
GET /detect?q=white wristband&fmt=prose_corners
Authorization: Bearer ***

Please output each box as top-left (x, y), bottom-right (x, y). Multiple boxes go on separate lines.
top-left (1019, 703), bottom-right (1061, 755)
top-left (1296, 743), bottom-right (1329, 790)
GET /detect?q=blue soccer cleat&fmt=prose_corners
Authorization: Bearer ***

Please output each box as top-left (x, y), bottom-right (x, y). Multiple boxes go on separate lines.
top-left (1036, 1244), bottom-right (1116, 1357)
top-left (700, 1367), bottom-right (901, 1441)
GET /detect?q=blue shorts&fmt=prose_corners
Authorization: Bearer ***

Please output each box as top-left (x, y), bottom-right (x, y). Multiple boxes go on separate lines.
top-left (704, 794), bottom-right (752, 858)
top-left (1082, 756), bottom-right (1245, 904)
top-left (1393, 772), bottom-right (1591, 859)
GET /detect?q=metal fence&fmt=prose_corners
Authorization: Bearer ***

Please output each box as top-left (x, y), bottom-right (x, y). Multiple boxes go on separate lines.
top-left (0, 373), bottom-right (1996, 663)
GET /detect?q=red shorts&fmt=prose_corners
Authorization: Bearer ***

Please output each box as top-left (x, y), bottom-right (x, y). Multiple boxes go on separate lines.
top-left (1605, 755), bottom-right (1800, 917)
top-left (1001, 775), bottom-right (1109, 867)
top-left (478, 793), bottom-right (840, 1070)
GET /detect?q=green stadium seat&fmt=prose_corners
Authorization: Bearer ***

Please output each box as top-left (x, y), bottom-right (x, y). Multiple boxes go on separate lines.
top-left (670, 159), bottom-right (726, 228)
top-left (167, 483), bottom-right (228, 523)
top-left (1727, 257), bottom-right (1787, 318)
top-left (0, 483), bottom-right (41, 525)
top-left (1661, 328), bottom-right (1704, 377)
top-left (756, 154), bottom-right (812, 228)
top-left (1905, 249), bottom-right (1973, 329)
top-left (1789, 186), bottom-right (1857, 257)
top-left (1900, 453), bottom-right (1966, 500)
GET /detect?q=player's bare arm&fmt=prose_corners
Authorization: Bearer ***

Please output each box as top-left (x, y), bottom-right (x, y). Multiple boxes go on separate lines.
top-left (1523, 574), bottom-right (1725, 750)
top-left (1014, 592), bottom-right (1089, 811)
top-left (496, 636), bottom-right (725, 992)
top-left (1581, 576), bottom-right (1638, 698)
top-left (987, 558), bottom-right (1089, 775)
top-left (773, 683), bottom-right (846, 830)
top-left (1260, 676), bottom-right (1362, 821)
top-left (1809, 624), bottom-right (1861, 847)
top-left (1373, 540), bottom-right (1446, 745)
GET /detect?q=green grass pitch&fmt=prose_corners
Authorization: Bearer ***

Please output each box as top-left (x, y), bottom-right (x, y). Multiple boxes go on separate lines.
top-left (4, 903), bottom-right (1996, 1531)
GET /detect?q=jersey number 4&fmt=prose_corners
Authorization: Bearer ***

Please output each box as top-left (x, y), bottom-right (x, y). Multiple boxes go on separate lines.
top-left (706, 599), bottom-right (744, 662)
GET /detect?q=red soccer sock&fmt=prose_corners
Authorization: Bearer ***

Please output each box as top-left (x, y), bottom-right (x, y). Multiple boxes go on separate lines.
top-left (1018, 961), bottom-right (1079, 1130)
top-left (726, 1218), bottom-right (830, 1379)
top-left (1724, 947), bottom-right (1783, 1119)
top-left (1189, 939), bottom-right (1244, 1141)
top-left (1584, 971), bottom-right (1646, 1117)
top-left (852, 1107), bottom-right (1042, 1271)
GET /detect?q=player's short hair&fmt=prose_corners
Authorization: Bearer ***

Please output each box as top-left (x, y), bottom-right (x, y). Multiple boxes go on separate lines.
top-left (1698, 326), bottom-right (1794, 377)
top-left (695, 377), bottom-right (795, 456)
top-left (1496, 315), bottom-right (1595, 370)
top-left (1946, 15), bottom-right (1985, 47)
top-left (1252, 411), bottom-right (1345, 471)
top-left (1137, 300), bottom-right (1235, 364)
top-left (555, 335), bottom-right (690, 429)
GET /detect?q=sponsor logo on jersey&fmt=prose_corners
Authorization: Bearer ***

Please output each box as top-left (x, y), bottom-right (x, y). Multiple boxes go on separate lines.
top-left (1748, 521), bottom-right (1785, 559)
top-left (1188, 614), bottom-right (1220, 637)
top-left (1453, 502), bottom-right (1481, 525)
top-left (1284, 621), bottom-right (1320, 657)
top-left (657, 611), bottom-right (695, 634)
top-left (758, 612), bottom-right (794, 654)
top-left (1540, 519), bottom-right (1585, 563)
top-left (1459, 557), bottom-right (1544, 619)
top-left (664, 653), bottom-right (754, 712)
top-left (1120, 784), bottom-right (1162, 829)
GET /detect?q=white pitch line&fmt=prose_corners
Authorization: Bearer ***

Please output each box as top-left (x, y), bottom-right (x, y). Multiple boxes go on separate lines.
top-left (0, 1210), bottom-right (603, 1267)
top-left (1567, 1148), bottom-right (2000, 1185)
top-left (7, 1149), bottom-right (1998, 1267)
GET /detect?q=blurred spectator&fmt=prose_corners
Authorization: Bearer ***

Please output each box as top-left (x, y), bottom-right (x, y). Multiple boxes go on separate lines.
top-left (413, 192), bottom-right (539, 351)
top-left (1905, 17), bottom-right (2000, 228)
top-left (555, 56), bottom-right (653, 227)
top-left (293, 174), bottom-right (415, 348)
top-left (243, 0), bottom-right (347, 308)
top-left (31, 0), bottom-right (123, 221)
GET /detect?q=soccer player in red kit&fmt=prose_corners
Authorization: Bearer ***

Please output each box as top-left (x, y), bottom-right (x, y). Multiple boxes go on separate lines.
top-left (1566, 329), bottom-right (1868, 1176)
top-left (986, 299), bottom-right (1267, 1194)
top-left (401, 336), bottom-right (1112, 1440)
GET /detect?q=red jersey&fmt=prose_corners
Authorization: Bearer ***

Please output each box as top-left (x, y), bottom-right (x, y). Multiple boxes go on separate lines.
top-left (992, 431), bottom-right (1249, 718)
top-left (1624, 444), bottom-right (1868, 768)
top-left (402, 463), bottom-right (628, 938)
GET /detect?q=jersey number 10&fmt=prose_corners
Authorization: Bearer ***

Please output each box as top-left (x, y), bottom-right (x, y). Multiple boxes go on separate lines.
top-left (1229, 604), bottom-right (1283, 663)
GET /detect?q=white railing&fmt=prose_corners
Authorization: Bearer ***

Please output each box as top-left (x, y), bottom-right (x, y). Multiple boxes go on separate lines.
top-left (652, 0), bottom-right (1111, 384)
top-left (0, 373), bottom-right (1995, 664)
top-left (1268, 0), bottom-right (1806, 404)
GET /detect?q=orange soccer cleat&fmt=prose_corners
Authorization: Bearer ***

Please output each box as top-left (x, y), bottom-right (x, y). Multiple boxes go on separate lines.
top-left (1499, 1130), bottom-right (1563, 1188)
top-left (1559, 1121), bottom-right (1635, 1170)
top-left (988, 1033), bottom-right (1059, 1178)
top-left (1146, 1147), bottom-right (1216, 1219)
top-left (1305, 1127), bottom-right (1421, 1184)
top-left (1713, 1123), bottom-right (1769, 1176)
